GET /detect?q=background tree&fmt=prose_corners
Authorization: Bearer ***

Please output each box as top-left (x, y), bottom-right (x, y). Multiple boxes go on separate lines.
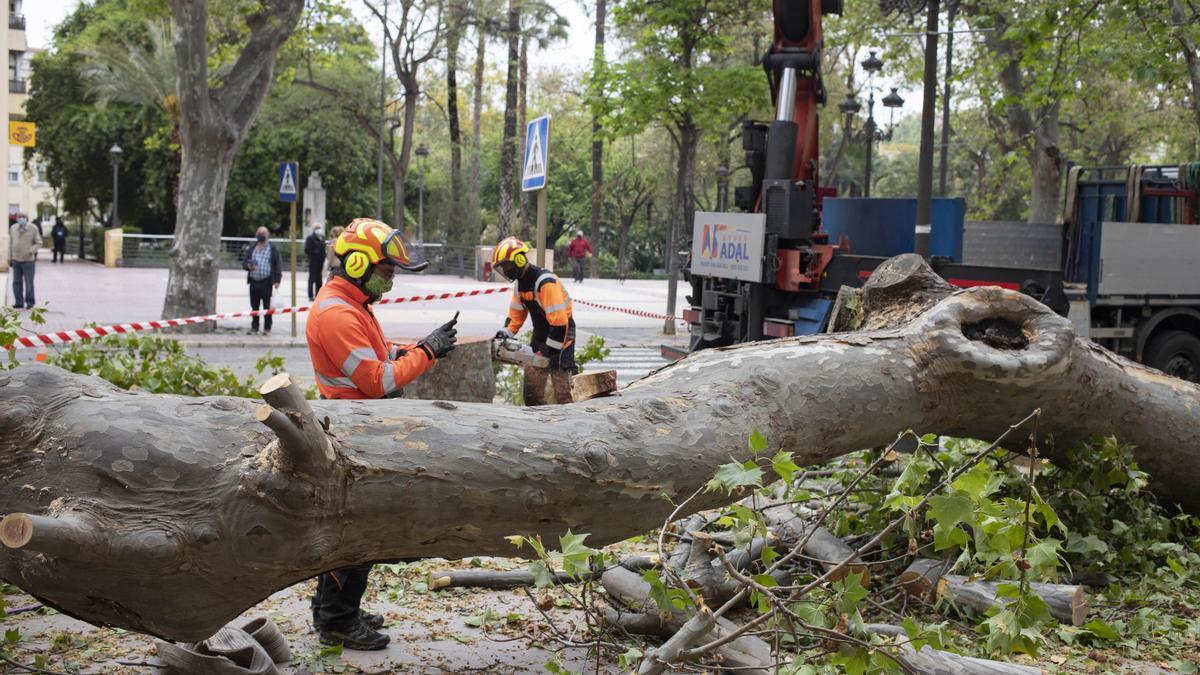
top-left (497, 0), bottom-right (521, 237)
top-left (161, 0), bottom-right (306, 324)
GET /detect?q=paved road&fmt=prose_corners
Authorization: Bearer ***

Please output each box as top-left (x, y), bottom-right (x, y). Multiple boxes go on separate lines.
top-left (3, 256), bottom-right (688, 386)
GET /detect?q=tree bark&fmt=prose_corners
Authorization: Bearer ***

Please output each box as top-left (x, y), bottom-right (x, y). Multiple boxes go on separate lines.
top-left (1169, 0), bottom-right (1200, 139)
top-left (664, 120), bottom-right (697, 335)
top-left (162, 0), bottom-right (305, 325)
top-left (498, 0), bottom-right (520, 237)
top-left (589, 0), bottom-right (606, 280)
top-left (980, 10), bottom-right (1062, 225)
top-left (446, 0), bottom-right (466, 242)
top-left (470, 25), bottom-right (486, 240)
top-left (899, 559), bottom-right (1088, 626)
top-left (518, 33), bottom-right (530, 239)
top-left (3, 255), bottom-right (1200, 641)
top-left (863, 624), bottom-right (1042, 675)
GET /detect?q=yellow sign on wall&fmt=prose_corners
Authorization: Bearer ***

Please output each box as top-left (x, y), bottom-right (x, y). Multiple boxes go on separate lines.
top-left (9, 121), bottom-right (36, 147)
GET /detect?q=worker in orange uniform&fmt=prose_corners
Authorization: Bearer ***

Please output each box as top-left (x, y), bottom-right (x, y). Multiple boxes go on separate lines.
top-left (306, 218), bottom-right (458, 650)
top-left (492, 236), bottom-right (576, 405)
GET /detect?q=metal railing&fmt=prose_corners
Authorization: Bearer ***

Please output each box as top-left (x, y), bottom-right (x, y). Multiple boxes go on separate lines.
top-left (8, 79), bottom-right (25, 94)
top-left (9, 13), bottom-right (24, 29)
top-left (118, 235), bottom-right (484, 278)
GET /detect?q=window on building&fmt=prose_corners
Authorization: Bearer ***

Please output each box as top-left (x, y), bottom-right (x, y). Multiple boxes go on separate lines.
top-left (35, 163), bottom-right (47, 185)
top-left (9, 163), bottom-right (21, 185)
top-left (9, 0), bottom-right (19, 14)
top-left (9, 52), bottom-right (20, 82)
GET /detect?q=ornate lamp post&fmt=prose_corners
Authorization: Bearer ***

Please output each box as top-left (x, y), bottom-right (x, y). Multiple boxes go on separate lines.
top-left (109, 144), bottom-right (123, 229)
top-left (414, 143), bottom-right (429, 245)
top-left (838, 51), bottom-right (904, 197)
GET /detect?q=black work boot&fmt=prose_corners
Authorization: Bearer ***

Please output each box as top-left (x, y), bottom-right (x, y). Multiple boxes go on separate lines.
top-left (359, 610), bottom-right (385, 629)
top-left (318, 621), bottom-right (390, 651)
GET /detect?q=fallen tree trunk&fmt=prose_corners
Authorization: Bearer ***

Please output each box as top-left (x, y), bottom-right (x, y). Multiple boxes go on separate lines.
top-left (2, 254), bottom-right (1198, 640)
top-left (899, 559), bottom-right (1088, 626)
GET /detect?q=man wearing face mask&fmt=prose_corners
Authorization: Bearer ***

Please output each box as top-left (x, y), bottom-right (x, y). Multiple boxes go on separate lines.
top-left (304, 218), bottom-right (457, 651)
top-left (241, 226), bottom-right (282, 334)
top-left (9, 214), bottom-right (41, 308)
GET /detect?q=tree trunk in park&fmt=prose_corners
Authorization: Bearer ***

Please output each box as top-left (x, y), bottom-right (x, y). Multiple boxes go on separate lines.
top-left (498, 0), bottom-right (520, 237)
top-left (899, 558), bottom-right (1088, 626)
top-left (664, 120), bottom-right (697, 335)
top-left (980, 11), bottom-right (1062, 225)
top-left (471, 25), bottom-right (486, 240)
top-left (589, 0), bottom-right (607, 280)
top-left (518, 33), bottom-right (529, 239)
top-left (161, 0), bottom-right (306, 325)
top-left (446, 0), bottom-right (466, 242)
top-left (1169, 0), bottom-right (1200, 139)
top-left (5, 254), bottom-right (1200, 641)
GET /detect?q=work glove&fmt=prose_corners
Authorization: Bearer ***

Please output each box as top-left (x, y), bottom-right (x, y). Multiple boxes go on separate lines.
top-left (418, 315), bottom-right (459, 360)
top-left (495, 329), bottom-right (514, 341)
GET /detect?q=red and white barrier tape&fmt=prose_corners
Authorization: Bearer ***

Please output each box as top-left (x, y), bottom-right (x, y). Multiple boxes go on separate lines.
top-left (6, 286), bottom-right (511, 350)
top-left (571, 297), bottom-right (684, 323)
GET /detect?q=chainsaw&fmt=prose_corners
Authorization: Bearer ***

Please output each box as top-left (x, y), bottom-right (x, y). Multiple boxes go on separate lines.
top-left (490, 337), bottom-right (549, 368)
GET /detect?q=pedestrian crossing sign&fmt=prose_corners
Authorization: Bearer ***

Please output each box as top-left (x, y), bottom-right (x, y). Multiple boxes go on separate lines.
top-left (278, 162), bottom-right (299, 202)
top-left (522, 115), bottom-right (550, 192)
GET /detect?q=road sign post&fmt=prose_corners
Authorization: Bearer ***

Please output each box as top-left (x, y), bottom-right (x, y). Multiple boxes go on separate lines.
top-left (522, 115), bottom-right (551, 265)
top-left (279, 162), bottom-right (299, 337)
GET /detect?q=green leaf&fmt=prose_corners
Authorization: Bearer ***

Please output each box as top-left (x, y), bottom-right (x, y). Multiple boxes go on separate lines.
top-left (1026, 538), bottom-right (1062, 570)
top-left (951, 462), bottom-right (1002, 501)
top-left (748, 429), bottom-right (767, 455)
top-left (1082, 619), bottom-right (1120, 640)
top-left (318, 643), bottom-right (343, 657)
top-left (706, 459), bottom-right (764, 494)
top-left (932, 522), bottom-right (970, 551)
top-left (836, 571), bottom-right (869, 615)
top-left (529, 561), bottom-right (553, 588)
top-left (4, 628), bottom-right (19, 645)
top-left (928, 494), bottom-right (976, 529)
top-left (1065, 533), bottom-right (1108, 556)
top-left (618, 647), bottom-right (643, 669)
top-left (559, 530), bottom-right (595, 579)
top-left (770, 450), bottom-right (800, 484)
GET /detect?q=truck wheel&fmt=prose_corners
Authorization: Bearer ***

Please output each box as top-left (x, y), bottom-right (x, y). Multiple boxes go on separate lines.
top-left (1143, 330), bottom-right (1200, 383)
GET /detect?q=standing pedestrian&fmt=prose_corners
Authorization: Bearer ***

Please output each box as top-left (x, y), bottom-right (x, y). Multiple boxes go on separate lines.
top-left (304, 223), bottom-right (326, 301)
top-left (241, 226), bottom-right (282, 335)
top-left (8, 214), bottom-right (40, 308)
top-left (566, 231), bottom-right (593, 283)
top-left (51, 218), bottom-right (68, 263)
top-left (325, 225), bottom-right (344, 279)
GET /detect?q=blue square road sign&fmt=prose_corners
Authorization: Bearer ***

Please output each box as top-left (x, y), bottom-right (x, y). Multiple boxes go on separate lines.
top-left (279, 162), bottom-right (299, 202)
top-left (521, 116), bottom-right (550, 192)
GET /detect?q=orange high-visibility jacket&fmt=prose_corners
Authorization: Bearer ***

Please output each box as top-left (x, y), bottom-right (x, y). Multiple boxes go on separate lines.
top-left (306, 276), bottom-right (434, 399)
top-left (503, 264), bottom-right (574, 354)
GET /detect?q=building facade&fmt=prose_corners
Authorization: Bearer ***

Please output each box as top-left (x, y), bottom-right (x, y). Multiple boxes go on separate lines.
top-left (0, 0), bottom-right (54, 271)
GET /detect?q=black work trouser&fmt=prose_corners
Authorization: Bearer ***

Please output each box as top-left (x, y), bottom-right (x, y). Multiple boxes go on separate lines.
top-left (249, 278), bottom-right (273, 331)
top-left (307, 264), bottom-right (324, 301)
top-left (52, 240), bottom-right (66, 262)
top-left (311, 564), bottom-right (373, 630)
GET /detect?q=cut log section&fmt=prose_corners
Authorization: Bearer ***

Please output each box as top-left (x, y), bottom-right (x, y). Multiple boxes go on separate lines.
top-left (1, 254), bottom-right (1196, 640)
top-left (899, 559), bottom-right (1088, 626)
top-left (762, 504), bottom-right (869, 583)
top-left (863, 624), bottom-right (1044, 674)
top-left (571, 369), bottom-right (618, 401)
top-left (600, 566), bottom-right (771, 674)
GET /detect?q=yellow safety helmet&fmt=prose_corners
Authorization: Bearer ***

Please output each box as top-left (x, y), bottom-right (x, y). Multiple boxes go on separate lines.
top-left (492, 236), bottom-right (529, 281)
top-left (334, 218), bottom-right (427, 279)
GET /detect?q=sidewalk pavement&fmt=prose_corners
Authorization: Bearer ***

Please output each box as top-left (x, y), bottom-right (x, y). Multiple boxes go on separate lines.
top-left (1, 255), bottom-right (693, 350)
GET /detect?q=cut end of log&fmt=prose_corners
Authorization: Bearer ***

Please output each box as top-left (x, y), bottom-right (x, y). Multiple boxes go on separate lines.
top-left (571, 370), bottom-right (618, 401)
top-left (1071, 585), bottom-right (1088, 626)
top-left (0, 512), bottom-right (32, 549)
top-left (429, 574), bottom-right (452, 590)
top-left (254, 405), bottom-right (273, 423)
top-left (259, 372), bottom-right (294, 396)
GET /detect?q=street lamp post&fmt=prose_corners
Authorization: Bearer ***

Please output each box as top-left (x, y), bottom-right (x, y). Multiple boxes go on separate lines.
top-left (837, 50), bottom-right (903, 198)
top-left (109, 143), bottom-right (122, 230)
top-left (415, 143), bottom-right (429, 245)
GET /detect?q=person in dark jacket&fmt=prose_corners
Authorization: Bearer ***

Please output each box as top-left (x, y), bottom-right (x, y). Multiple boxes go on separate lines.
top-left (241, 226), bottom-right (283, 334)
top-left (50, 218), bottom-right (68, 263)
top-left (304, 224), bottom-right (326, 300)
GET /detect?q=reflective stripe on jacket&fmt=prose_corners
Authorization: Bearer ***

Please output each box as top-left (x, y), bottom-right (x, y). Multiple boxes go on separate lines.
top-left (504, 264), bottom-right (574, 352)
top-left (306, 276), bottom-right (434, 399)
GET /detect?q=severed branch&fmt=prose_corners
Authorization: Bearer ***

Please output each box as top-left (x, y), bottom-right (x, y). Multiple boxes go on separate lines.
top-left (256, 373), bottom-right (335, 477)
top-left (863, 624), bottom-right (1042, 674)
